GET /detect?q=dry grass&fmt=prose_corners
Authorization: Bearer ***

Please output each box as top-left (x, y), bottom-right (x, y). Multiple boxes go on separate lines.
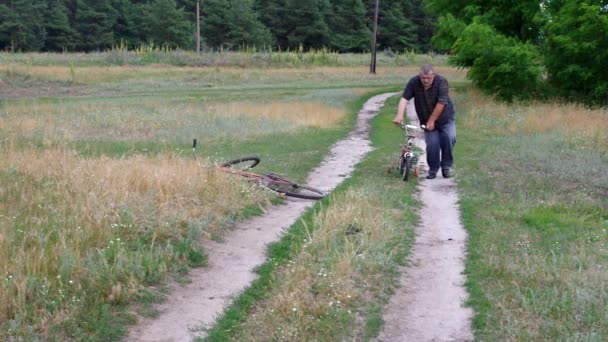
top-left (0, 99), bottom-right (345, 143)
top-left (235, 190), bottom-right (406, 341)
top-left (206, 101), bottom-right (345, 129)
top-left (0, 146), bottom-right (271, 334)
top-left (459, 90), bottom-right (608, 150)
top-left (1, 64), bottom-right (468, 85)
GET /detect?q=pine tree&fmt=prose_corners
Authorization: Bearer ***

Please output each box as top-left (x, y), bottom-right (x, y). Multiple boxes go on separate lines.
top-left (226, 0), bottom-right (272, 49)
top-left (202, 0), bottom-right (271, 50)
top-left (111, 0), bottom-right (144, 48)
top-left (324, 0), bottom-right (371, 52)
top-left (374, 0), bottom-right (418, 52)
top-left (73, 0), bottom-right (117, 51)
top-left (44, 0), bottom-right (77, 51)
top-left (142, 0), bottom-right (192, 49)
top-left (284, 0), bottom-right (330, 50)
top-left (0, 0), bottom-right (46, 51)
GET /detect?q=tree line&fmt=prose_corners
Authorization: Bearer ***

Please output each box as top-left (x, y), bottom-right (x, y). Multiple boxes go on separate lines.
top-left (0, 0), bottom-right (436, 53)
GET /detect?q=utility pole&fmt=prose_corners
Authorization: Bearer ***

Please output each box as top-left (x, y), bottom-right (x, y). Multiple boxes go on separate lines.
top-left (196, 0), bottom-right (201, 54)
top-left (370, 0), bottom-right (379, 74)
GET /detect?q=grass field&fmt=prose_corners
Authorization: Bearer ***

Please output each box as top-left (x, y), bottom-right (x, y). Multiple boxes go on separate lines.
top-left (2, 51), bottom-right (607, 341)
top-left (0, 52), bottom-right (459, 340)
top-left (454, 89), bottom-right (608, 340)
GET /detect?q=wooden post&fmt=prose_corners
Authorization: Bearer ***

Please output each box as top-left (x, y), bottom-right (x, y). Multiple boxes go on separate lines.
top-left (196, 0), bottom-right (201, 53)
top-left (370, 0), bottom-right (379, 74)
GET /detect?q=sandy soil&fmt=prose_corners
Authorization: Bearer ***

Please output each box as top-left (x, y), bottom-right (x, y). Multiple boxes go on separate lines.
top-left (375, 103), bottom-right (474, 342)
top-left (126, 93), bottom-right (396, 341)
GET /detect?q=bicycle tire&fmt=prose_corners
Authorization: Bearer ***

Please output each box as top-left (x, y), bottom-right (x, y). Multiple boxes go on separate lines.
top-left (264, 173), bottom-right (326, 200)
top-left (221, 156), bottom-right (260, 170)
top-left (270, 183), bottom-right (326, 200)
top-left (401, 155), bottom-right (412, 181)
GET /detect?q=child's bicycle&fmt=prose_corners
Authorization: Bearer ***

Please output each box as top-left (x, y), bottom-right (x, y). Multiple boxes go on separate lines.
top-left (395, 124), bottom-right (425, 181)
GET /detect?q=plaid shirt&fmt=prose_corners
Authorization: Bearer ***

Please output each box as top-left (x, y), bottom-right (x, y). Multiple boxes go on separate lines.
top-left (402, 74), bottom-right (455, 126)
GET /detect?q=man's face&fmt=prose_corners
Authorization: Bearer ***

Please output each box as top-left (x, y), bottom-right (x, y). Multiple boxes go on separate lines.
top-left (419, 72), bottom-right (435, 88)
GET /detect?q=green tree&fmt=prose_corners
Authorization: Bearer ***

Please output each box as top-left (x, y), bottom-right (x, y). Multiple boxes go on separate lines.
top-left (404, 0), bottom-right (436, 52)
top-left (375, 0), bottom-right (418, 51)
top-left (324, 0), bottom-right (370, 52)
top-left (142, 0), bottom-right (192, 49)
top-left (451, 21), bottom-right (543, 102)
top-left (111, 0), bottom-right (144, 48)
top-left (254, 0), bottom-right (287, 47)
top-left (255, 0), bottom-right (330, 50)
top-left (281, 0), bottom-right (330, 50)
top-left (225, 0), bottom-right (272, 48)
top-left (202, 0), bottom-right (272, 49)
top-left (543, 1), bottom-right (608, 104)
top-left (426, 0), bottom-right (541, 43)
top-left (73, 0), bottom-right (117, 51)
top-left (0, 0), bottom-right (46, 51)
top-left (44, 0), bottom-right (77, 51)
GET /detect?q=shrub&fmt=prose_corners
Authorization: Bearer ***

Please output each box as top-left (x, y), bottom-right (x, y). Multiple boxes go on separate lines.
top-left (451, 21), bottom-right (543, 102)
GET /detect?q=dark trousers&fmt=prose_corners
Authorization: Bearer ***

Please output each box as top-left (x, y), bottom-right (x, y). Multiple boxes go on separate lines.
top-left (424, 118), bottom-right (456, 173)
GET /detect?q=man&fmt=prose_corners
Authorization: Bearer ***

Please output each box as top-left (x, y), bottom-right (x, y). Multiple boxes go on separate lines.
top-left (393, 64), bottom-right (456, 179)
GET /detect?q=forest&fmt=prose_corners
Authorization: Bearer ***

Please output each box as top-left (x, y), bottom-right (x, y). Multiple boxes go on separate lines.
top-left (0, 0), bottom-right (435, 53)
top-left (1, 0), bottom-right (607, 104)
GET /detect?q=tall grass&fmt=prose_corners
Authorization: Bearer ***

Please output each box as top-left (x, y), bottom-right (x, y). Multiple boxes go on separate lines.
top-left (0, 99), bottom-right (345, 146)
top-left (455, 88), bottom-right (608, 340)
top-left (0, 48), bottom-right (449, 68)
top-left (0, 55), bottom-right (465, 340)
top-left (0, 146), bottom-right (272, 339)
top-left (457, 89), bottom-right (608, 150)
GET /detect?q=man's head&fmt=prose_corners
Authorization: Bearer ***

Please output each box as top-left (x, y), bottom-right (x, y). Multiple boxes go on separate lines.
top-left (419, 64), bottom-right (435, 88)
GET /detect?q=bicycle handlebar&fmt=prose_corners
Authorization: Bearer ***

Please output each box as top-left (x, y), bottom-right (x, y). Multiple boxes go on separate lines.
top-left (399, 123), bottom-right (426, 132)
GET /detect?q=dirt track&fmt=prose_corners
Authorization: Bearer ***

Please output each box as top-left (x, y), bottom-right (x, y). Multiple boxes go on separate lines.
top-left (126, 93), bottom-right (395, 341)
top-left (375, 103), bottom-right (473, 341)
top-left (126, 94), bottom-right (474, 342)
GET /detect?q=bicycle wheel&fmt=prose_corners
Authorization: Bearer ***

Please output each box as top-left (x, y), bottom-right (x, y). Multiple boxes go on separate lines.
top-left (221, 156), bottom-right (260, 170)
top-left (264, 174), bottom-right (326, 200)
top-left (401, 155), bottom-right (412, 181)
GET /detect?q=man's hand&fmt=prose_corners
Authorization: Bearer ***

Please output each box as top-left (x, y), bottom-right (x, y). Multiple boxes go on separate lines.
top-left (426, 120), bottom-right (436, 131)
top-left (392, 114), bottom-right (404, 125)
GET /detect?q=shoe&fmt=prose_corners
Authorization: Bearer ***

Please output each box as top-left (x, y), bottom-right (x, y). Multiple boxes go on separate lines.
top-left (426, 173), bottom-right (437, 179)
top-left (442, 168), bottom-right (451, 178)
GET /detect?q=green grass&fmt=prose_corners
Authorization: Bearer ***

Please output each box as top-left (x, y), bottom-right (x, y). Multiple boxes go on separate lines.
top-left (455, 88), bottom-right (608, 340)
top-left (3, 51), bottom-right (448, 340)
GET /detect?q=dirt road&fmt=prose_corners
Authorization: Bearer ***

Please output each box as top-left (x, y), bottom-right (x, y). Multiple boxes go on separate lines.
top-left (375, 103), bottom-right (474, 341)
top-left (126, 93), bottom-right (396, 341)
top-left (127, 94), bottom-right (473, 342)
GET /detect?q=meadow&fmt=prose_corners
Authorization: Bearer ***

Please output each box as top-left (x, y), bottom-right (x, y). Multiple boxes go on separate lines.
top-left (1, 50), bottom-right (607, 341)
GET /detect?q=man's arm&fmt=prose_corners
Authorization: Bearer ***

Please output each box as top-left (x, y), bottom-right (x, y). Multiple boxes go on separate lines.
top-left (392, 97), bottom-right (408, 125)
top-left (425, 103), bottom-right (445, 131)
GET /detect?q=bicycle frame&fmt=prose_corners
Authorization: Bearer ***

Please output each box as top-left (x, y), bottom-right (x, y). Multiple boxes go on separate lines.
top-left (396, 124), bottom-right (423, 181)
top-left (190, 140), bottom-right (325, 199)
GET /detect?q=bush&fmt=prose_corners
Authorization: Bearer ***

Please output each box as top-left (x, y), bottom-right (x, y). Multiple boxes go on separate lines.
top-left (451, 21), bottom-right (543, 102)
top-left (543, 2), bottom-right (608, 105)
